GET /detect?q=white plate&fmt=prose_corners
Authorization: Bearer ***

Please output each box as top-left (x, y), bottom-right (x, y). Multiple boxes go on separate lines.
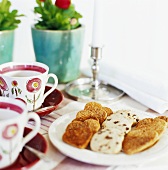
top-left (48, 107), bottom-right (168, 166)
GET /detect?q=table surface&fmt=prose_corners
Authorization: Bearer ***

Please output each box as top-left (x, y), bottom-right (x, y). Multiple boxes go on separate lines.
top-left (26, 84), bottom-right (168, 170)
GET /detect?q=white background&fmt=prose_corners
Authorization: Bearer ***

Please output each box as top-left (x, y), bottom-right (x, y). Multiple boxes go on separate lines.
top-left (11, 0), bottom-right (168, 72)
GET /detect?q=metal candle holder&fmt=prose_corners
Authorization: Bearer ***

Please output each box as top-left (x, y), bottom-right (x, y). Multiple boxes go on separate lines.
top-left (65, 46), bottom-right (124, 102)
top-left (91, 47), bottom-right (101, 90)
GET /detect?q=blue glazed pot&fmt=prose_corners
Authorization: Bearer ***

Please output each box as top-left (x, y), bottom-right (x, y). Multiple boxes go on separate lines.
top-left (31, 26), bottom-right (85, 83)
top-left (0, 30), bottom-right (14, 64)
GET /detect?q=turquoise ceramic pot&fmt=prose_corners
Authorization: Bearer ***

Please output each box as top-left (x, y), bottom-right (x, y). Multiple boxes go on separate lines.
top-left (0, 30), bottom-right (14, 64)
top-left (31, 26), bottom-right (85, 83)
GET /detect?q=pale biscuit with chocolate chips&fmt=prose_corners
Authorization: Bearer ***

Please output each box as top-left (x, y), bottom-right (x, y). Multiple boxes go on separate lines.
top-left (102, 114), bottom-right (132, 134)
top-left (90, 128), bottom-right (124, 154)
top-left (114, 110), bottom-right (140, 126)
top-left (102, 110), bottom-right (139, 134)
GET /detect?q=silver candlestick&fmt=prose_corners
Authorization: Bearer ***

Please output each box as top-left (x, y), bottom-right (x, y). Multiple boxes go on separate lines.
top-left (91, 47), bottom-right (101, 90)
top-left (65, 46), bottom-right (124, 102)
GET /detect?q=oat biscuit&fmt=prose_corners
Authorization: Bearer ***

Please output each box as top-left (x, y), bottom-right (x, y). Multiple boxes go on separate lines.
top-left (135, 118), bottom-right (153, 128)
top-left (92, 108), bottom-right (107, 124)
top-left (84, 102), bottom-right (102, 111)
top-left (156, 116), bottom-right (168, 122)
top-left (122, 128), bottom-right (158, 155)
top-left (62, 120), bottom-right (93, 149)
top-left (156, 116), bottom-right (168, 127)
top-left (103, 107), bottom-right (113, 116)
top-left (84, 102), bottom-right (107, 124)
top-left (75, 110), bottom-right (99, 122)
top-left (84, 119), bottom-right (100, 133)
top-left (90, 128), bottom-right (124, 154)
top-left (136, 118), bottom-right (167, 139)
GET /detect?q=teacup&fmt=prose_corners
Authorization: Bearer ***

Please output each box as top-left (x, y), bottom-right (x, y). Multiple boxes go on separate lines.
top-left (0, 62), bottom-right (58, 111)
top-left (0, 97), bottom-right (41, 169)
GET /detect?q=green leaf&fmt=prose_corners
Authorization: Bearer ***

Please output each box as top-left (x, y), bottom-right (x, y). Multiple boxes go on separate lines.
top-left (11, 9), bottom-right (17, 15)
top-left (0, 0), bottom-right (10, 12)
top-left (0, 14), bottom-right (4, 24)
top-left (34, 7), bottom-right (42, 14)
top-left (36, 0), bottom-right (41, 6)
top-left (11, 88), bottom-right (14, 94)
top-left (0, 0), bottom-right (24, 30)
top-left (18, 88), bottom-right (22, 94)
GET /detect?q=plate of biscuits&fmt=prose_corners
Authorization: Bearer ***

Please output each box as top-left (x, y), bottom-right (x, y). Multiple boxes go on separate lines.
top-left (48, 102), bottom-right (168, 166)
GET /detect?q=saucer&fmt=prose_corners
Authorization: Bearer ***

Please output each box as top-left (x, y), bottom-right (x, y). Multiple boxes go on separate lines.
top-left (0, 86), bottom-right (63, 117)
top-left (2, 127), bottom-right (47, 170)
top-left (34, 86), bottom-right (63, 117)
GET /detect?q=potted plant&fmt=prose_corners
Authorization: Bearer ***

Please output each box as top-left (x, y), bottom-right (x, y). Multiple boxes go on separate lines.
top-left (31, 0), bottom-right (85, 83)
top-left (0, 0), bottom-right (23, 64)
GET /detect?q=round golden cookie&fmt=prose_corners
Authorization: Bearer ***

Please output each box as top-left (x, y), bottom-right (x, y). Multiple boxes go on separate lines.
top-left (84, 119), bottom-right (100, 133)
top-left (84, 102), bottom-right (107, 124)
top-left (87, 108), bottom-right (107, 125)
top-left (62, 120), bottom-right (93, 149)
top-left (65, 120), bottom-right (85, 130)
top-left (75, 110), bottom-right (99, 122)
top-left (93, 108), bottom-right (107, 124)
top-left (102, 107), bottom-right (113, 116)
top-left (84, 102), bottom-right (102, 111)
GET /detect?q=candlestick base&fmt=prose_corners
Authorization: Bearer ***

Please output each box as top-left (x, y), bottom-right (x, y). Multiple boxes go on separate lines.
top-left (65, 78), bottom-right (124, 103)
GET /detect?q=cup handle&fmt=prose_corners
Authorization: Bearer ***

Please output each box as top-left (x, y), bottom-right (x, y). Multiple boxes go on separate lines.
top-left (43, 73), bottom-right (58, 101)
top-left (21, 113), bottom-right (41, 148)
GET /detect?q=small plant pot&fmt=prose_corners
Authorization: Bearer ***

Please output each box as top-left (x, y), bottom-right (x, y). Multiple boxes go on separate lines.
top-left (31, 26), bottom-right (85, 83)
top-left (0, 30), bottom-right (14, 64)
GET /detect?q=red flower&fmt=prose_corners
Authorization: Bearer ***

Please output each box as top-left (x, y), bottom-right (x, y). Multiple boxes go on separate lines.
top-left (55, 0), bottom-right (71, 9)
top-left (2, 124), bottom-right (18, 140)
top-left (0, 77), bottom-right (8, 91)
top-left (0, 154), bottom-right (2, 161)
top-left (11, 80), bottom-right (18, 87)
top-left (26, 78), bottom-right (42, 93)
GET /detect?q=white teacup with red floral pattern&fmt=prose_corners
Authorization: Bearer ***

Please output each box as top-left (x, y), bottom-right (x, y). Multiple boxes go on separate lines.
top-left (0, 97), bottom-right (41, 169)
top-left (0, 62), bottom-right (58, 111)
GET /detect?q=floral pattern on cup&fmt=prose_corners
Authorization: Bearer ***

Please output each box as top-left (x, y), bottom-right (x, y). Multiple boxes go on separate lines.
top-left (26, 78), bottom-right (42, 110)
top-left (26, 78), bottom-right (41, 93)
top-left (1, 124), bottom-right (19, 163)
top-left (0, 77), bottom-right (9, 96)
top-left (11, 80), bottom-right (22, 96)
top-left (2, 124), bottom-right (18, 139)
